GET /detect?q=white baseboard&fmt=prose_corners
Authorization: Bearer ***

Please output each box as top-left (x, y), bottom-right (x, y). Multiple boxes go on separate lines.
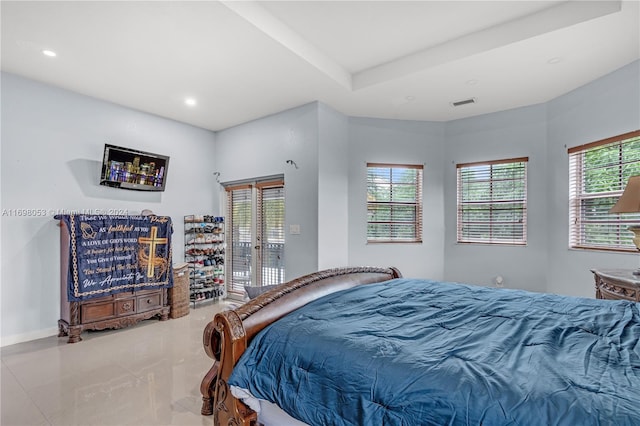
top-left (0, 327), bottom-right (59, 347)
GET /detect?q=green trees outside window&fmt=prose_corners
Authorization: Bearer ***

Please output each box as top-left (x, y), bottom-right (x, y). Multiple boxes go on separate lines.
top-left (569, 131), bottom-right (640, 251)
top-left (367, 164), bottom-right (423, 243)
top-left (457, 158), bottom-right (528, 245)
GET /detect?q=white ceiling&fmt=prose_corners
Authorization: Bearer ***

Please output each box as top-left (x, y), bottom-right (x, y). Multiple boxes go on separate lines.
top-left (1, 1), bottom-right (638, 131)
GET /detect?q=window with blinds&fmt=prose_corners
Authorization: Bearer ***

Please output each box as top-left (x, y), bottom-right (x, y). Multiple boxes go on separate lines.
top-left (366, 163), bottom-right (423, 243)
top-left (457, 158), bottom-right (528, 245)
top-left (225, 178), bottom-right (285, 298)
top-left (256, 182), bottom-right (285, 286)
top-left (568, 130), bottom-right (640, 252)
top-left (226, 185), bottom-right (252, 296)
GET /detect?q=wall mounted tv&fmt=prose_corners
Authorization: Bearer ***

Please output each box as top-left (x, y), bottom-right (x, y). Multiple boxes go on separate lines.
top-left (100, 144), bottom-right (169, 192)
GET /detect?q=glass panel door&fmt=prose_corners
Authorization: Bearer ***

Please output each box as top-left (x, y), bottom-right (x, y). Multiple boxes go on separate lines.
top-left (257, 184), bottom-right (285, 286)
top-left (227, 186), bottom-right (252, 297)
top-left (226, 179), bottom-right (285, 299)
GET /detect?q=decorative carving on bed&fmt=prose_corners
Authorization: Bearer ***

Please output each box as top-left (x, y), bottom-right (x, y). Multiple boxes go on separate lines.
top-left (200, 266), bottom-right (402, 423)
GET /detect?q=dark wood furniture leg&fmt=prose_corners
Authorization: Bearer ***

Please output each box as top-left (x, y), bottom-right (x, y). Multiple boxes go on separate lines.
top-left (201, 320), bottom-right (221, 416)
top-left (200, 362), bottom-right (218, 416)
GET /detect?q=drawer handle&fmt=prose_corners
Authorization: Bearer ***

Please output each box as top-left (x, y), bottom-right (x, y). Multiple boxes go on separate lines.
top-left (147, 299), bottom-right (152, 304)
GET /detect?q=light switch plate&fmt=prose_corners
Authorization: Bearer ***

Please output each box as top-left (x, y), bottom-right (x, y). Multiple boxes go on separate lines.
top-left (289, 224), bottom-right (300, 235)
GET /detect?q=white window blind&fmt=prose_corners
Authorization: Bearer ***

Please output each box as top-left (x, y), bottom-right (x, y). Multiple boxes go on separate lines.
top-left (457, 158), bottom-right (528, 245)
top-left (226, 185), bottom-right (252, 296)
top-left (256, 181), bottom-right (285, 286)
top-left (568, 130), bottom-right (640, 252)
top-left (366, 163), bottom-right (423, 243)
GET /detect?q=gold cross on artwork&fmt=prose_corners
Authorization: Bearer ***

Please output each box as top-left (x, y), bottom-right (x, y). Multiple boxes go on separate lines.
top-left (138, 226), bottom-right (168, 278)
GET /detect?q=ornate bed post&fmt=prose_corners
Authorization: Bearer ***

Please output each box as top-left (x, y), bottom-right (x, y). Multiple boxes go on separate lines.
top-left (212, 310), bottom-right (258, 426)
top-left (201, 321), bottom-right (220, 415)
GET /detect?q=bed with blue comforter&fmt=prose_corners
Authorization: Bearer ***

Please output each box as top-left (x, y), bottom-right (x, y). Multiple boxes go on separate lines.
top-left (227, 278), bottom-right (640, 425)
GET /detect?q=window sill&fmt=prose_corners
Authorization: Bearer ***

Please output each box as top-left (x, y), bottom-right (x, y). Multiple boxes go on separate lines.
top-left (568, 246), bottom-right (638, 254)
top-left (455, 241), bottom-right (527, 247)
top-left (366, 240), bottom-right (423, 244)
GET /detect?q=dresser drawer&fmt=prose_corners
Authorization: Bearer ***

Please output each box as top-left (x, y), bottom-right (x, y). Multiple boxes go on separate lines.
top-left (137, 292), bottom-right (162, 313)
top-left (116, 298), bottom-right (136, 315)
top-left (81, 301), bottom-right (115, 323)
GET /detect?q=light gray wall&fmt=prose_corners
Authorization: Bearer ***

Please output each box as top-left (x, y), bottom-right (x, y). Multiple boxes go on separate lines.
top-left (347, 117), bottom-right (446, 279)
top-left (443, 104), bottom-right (549, 292)
top-left (214, 102), bottom-right (320, 281)
top-left (318, 103), bottom-right (349, 269)
top-left (545, 60), bottom-right (640, 297)
top-left (0, 72), bottom-right (217, 345)
top-left (2, 61), bottom-right (637, 345)
top-left (214, 105), bottom-right (448, 280)
top-left (442, 60), bottom-right (640, 295)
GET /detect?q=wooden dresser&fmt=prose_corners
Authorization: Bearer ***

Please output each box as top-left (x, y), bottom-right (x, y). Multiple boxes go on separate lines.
top-left (591, 269), bottom-right (640, 302)
top-left (58, 220), bottom-right (170, 343)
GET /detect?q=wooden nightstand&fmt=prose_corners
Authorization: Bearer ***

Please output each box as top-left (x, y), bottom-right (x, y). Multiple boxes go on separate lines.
top-left (591, 269), bottom-right (640, 302)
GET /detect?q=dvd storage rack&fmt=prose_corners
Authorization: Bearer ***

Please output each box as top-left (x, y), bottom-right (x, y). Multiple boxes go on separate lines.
top-left (184, 215), bottom-right (225, 306)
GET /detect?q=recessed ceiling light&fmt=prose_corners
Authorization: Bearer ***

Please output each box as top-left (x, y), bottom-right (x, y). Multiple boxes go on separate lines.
top-left (184, 98), bottom-right (197, 107)
top-left (42, 49), bottom-right (57, 57)
top-left (466, 79), bottom-right (478, 86)
top-left (405, 96), bottom-right (416, 101)
top-left (547, 57), bottom-right (562, 64)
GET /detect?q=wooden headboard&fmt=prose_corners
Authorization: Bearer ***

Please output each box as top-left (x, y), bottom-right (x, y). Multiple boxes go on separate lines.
top-left (200, 266), bottom-right (401, 424)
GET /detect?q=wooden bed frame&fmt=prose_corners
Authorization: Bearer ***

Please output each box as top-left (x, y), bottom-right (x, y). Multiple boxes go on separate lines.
top-left (200, 266), bottom-right (402, 425)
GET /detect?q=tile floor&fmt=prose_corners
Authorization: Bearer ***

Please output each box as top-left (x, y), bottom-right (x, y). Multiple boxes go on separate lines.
top-left (1, 302), bottom-right (231, 426)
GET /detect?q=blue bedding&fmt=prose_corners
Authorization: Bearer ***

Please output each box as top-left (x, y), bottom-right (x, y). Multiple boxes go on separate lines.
top-left (228, 278), bottom-right (640, 425)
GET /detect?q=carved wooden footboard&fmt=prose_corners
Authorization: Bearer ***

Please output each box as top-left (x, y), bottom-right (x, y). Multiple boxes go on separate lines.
top-left (200, 266), bottom-right (402, 425)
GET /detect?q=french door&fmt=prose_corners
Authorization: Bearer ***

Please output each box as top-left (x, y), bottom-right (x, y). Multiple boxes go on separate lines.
top-left (225, 178), bottom-right (285, 299)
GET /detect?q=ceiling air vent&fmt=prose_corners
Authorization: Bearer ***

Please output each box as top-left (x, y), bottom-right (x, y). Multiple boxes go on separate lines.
top-left (451, 97), bottom-right (476, 107)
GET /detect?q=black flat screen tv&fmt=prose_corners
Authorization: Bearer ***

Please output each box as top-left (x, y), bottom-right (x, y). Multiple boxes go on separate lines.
top-left (100, 144), bottom-right (169, 192)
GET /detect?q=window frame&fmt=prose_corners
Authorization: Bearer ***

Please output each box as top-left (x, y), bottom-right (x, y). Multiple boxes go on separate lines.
top-left (366, 163), bottom-right (423, 244)
top-left (456, 157), bottom-right (529, 246)
top-left (224, 176), bottom-right (286, 299)
top-left (568, 130), bottom-right (640, 252)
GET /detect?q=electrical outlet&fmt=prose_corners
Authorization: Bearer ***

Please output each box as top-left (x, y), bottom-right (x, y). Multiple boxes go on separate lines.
top-left (495, 275), bottom-right (504, 287)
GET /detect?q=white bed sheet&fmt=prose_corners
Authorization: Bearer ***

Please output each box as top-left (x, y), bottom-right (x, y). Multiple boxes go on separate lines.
top-left (230, 385), bottom-right (310, 426)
